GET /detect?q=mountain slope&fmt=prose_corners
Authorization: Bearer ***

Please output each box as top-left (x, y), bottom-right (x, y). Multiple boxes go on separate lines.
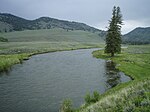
top-left (0, 13), bottom-right (103, 34)
top-left (123, 27), bottom-right (150, 44)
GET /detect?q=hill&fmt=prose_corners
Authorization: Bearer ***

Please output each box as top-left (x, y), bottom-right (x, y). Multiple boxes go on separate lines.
top-left (122, 27), bottom-right (150, 44)
top-left (0, 28), bottom-right (105, 54)
top-left (0, 13), bottom-right (105, 35)
top-left (1, 28), bottom-right (104, 43)
top-left (0, 13), bottom-right (105, 54)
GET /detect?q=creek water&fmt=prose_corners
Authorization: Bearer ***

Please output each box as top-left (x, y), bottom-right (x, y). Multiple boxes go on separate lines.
top-left (0, 48), bottom-right (131, 112)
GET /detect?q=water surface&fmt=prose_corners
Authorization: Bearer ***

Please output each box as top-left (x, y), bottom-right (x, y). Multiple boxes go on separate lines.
top-left (0, 49), bottom-right (130, 112)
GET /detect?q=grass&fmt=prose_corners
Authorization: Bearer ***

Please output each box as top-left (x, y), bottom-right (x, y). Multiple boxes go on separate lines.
top-left (0, 28), bottom-right (104, 43)
top-left (93, 45), bottom-right (150, 80)
top-left (0, 42), bottom-right (104, 72)
top-left (0, 28), bottom-right (105, 71)
top-left (0, 42), bottom-right (104, 54)
top-left (77, 45), bottom-right (150, 112)
top-left (0, 53), bottom-right (31, 72)
top-left (0, 28), bottom-right (104, 55)
top-left (79, 79), bottom-right (150, 112)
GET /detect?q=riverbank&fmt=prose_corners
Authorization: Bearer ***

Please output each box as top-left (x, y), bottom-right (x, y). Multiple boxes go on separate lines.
top-left (0, 43), bottom-right (103, 72)
top-left (0, 53), bottom-right (31, 72)
top-left (77, 45), bottom-right (150, 112)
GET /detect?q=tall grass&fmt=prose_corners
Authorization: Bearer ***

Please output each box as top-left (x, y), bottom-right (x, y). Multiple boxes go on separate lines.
top-left (79, 79), bottom-right (150, 112)
top-left (0, 42), bottom-right (104, 54)
top-left (0, 42), bottom-right (104, 71)
top-left (60, 99), bottom-right (73, 112)
top-left (1, 28), bottom-right (104, 43)
top-left (0, 54), bottom-right (30, 72)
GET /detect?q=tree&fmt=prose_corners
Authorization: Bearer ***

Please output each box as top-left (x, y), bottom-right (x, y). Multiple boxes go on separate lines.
top-left (105, 6), bottom-right (123, 57)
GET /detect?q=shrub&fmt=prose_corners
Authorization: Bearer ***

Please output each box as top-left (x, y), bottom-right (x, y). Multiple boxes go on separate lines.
top-left (60, 99), bottom-right (73, 112)
top-left (84, 93), bottom-right (91, 104)
top-left (0, 37), bottom-right (8, 42)
top-left (93, 91), bottom-right (100, 102)
top-left (84, 91), bottom-right (100, 104)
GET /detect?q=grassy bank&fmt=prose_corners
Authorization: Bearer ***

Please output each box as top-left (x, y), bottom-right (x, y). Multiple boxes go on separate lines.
top-left (0, 42), bottom-right (104, 54)
top-left (0, 42), bottom-right (104, 72)
top-left (77, 45), bottom-right (150, 112)
top-left (79, 79), bottom-right (150, 112)
top-left (0, 53), bottom-right (31, 72)
top-left (93, 45), bottom-right (150, 80)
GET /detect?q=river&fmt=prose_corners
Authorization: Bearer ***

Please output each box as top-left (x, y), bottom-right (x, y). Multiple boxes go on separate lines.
top-left (0, 48), bottom-right (131, 112)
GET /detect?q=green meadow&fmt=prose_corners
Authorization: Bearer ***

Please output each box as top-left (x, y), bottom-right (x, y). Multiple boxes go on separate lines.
top-left (1, 28), bottom-right (104, 42)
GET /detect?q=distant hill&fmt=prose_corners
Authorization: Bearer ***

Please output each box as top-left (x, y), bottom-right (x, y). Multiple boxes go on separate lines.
top-left (123, 27), bottom-right (150, 44)
top-left (0, 13), bottom-right (105, 35)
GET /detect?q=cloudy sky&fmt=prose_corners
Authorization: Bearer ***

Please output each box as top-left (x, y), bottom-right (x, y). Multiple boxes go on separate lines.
top-left (0, 0), bottom-right (150, 34)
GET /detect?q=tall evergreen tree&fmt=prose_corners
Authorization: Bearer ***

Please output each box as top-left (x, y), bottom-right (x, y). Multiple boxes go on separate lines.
top-left (105, 6), bottom-right (123, 57)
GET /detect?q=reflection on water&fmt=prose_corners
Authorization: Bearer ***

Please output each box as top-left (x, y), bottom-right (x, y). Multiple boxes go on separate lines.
top-left (0, 69), bottom-right (11, 77)
top-left (105, 60), bottom-right (129, 89)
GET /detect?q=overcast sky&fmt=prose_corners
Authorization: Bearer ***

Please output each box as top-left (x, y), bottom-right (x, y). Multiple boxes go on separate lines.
top-left (0, 0), bottom-right (150, 34)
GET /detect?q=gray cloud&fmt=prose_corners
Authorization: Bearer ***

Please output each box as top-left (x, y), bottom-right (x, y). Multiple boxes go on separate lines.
top-left (0, 0), bottom-right (150, 34)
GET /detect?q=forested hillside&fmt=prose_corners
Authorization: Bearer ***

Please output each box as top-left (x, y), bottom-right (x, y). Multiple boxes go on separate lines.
top-left (0, 13), bottom-right (105, 36)
top-left (123, 27), bottom-right (150, 44)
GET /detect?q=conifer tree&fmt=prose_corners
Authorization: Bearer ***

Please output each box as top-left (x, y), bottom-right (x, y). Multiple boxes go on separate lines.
top-left (105, 6), bottom-right (123, 57)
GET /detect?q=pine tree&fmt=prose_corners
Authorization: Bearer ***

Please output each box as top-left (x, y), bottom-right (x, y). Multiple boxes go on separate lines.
top-left (105, 6), bottom-right (123, 57)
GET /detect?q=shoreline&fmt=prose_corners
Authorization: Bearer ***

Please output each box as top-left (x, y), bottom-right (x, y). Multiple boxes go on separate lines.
top-left (0, 47), bottom-right (101, 72)
top-left (78, 46), bottom-right (150, 111)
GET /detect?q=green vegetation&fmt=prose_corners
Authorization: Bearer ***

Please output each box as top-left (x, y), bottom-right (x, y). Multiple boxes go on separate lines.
top-left (93, 45), bottom-right (150, 79)
top-left (105, 6), bottom-right (122, 57)
top-left (0, 28), bottom-right (104, 71)
top-left (0, 13), bottom-right (104, 33)
top-left (0, 41), bottom-right (103, 71)
top-left (0, 53), bottom-right (30, 72)
top-left (77, 45), bottom-right (150, 112)
top-left (123, 27), bottom-right (150, 44)
top-left (84, 91), bottom-right (100, 105)
top-left (0, 36), bottom-right (8, 42)
top-left (79, 79), bottom-right (150, 112)
top-left (1, 28), bottom-right (104, 43)
top-left (60, 99), bottom-right (73, 112)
